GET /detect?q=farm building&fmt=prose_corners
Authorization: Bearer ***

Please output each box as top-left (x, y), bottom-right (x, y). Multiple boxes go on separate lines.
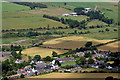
top-left (62, 14), bottom-right (70, 17)
top-left (15, 59), bottom-right (24, 64)
top-left (62, 13), bottom-right (77, 17)
top-left (84, 8), bottom-right (94, 13)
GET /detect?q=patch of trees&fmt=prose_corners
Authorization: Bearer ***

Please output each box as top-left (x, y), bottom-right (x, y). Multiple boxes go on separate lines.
top-left (89, 25), bottom-right (107, 29)
top-left (11, 50), bottom-right (22, 59)
top-left (11, 45), bottom-right (23, 51)
top-left (88, 11), bottom-right (113, 24)
top-left (42, 56), bottom-right (53, 61)
top-left (74, 7), bottom-right (114, 24)
top-left (52, 51), bottom-right (58, 57)
top-left (74, 7), bottom-right (84, 13)
top-left (33, 55), bottom-right (41, 61)
top-left (76, 56), bottom-right (86, 65)
top-left (13, 2), bottom-right (47, 10)
top-left (2, 26), bottom-right (69, 33)
top-left (3, 31), bottom-right (66, 38)
top-left (43, 14), bottom-right (60, 21)
top-left (68, 30), bottom-right (90, 34)
top-left (43, 14), bottom-right (87, 29)
top-left (2, 59), bottom-right (29, 79)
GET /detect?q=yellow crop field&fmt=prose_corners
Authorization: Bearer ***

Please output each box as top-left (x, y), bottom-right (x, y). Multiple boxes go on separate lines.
top-left (22, 47), bottom-right (67, 57)
top-left (29, 72), bottom-right (119, 78)
top-left (43, 36), bottom-right (115, 50)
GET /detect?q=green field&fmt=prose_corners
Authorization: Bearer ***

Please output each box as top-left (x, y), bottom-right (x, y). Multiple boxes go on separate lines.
top-left (2, 2), bottom-right (72, 30)
top-left (62, 15), bottom-right (88, 22)
top-left (55, 2), bottom-right (112, 8)
top-left (2, 37), bottom-right (29, 44)
top-left (2, 2), bottom-right (30, 12)
top-left (2, 12), bottom-right (67, 29)
top-left (86, 19), bottom-right (108, 27)
top-left (61, 61), bottom-right (76, 67)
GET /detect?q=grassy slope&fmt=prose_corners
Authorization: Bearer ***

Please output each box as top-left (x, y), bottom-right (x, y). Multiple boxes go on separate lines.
top-left (2, 37), bottom-right (29, 44)
top-left (86, 19), bottom-right (108, 26)
top-left (55, 2), bottom-right (112, 8)
top-left (2, 2), bottom-right (68, 30)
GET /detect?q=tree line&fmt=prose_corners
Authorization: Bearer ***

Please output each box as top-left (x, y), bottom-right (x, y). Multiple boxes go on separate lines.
top-left (3, 31), bottom-right (65, 38)
top-left (2, 26), bottom-right (69, 33)
top-left (43, 14), bottom-right (87, 29)
top-left (13, 2), bottom-right (47, 10)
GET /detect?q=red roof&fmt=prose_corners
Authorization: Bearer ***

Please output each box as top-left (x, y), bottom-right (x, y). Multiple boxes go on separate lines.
top-left (7, 74), bottom-right (19, 78)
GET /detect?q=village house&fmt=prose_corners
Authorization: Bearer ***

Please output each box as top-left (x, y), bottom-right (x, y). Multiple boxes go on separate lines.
top-left (56, 57), bottom-right (75, 63)
top-left (0, 52), bottom-right (11, 57)
top-left (75, 52), bottom-right (85, 57)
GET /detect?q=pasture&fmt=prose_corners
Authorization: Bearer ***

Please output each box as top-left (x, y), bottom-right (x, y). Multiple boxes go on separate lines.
top-left (86, 19), bottom-right (108, 27)
top-left (2, 12), bottom-right (67, 30)
top-left (2, 37), bottom-right (29, 44)
top-left (2, 2), bottom-right (69, 30)
top-left (2, 2), bottom-right (30, 12)
top-left (62, 15), bottom-right (88, 22)
top-left (29, 72), bottom-right (119, 78)
top-left (22, 47), bottom-right (67, 58)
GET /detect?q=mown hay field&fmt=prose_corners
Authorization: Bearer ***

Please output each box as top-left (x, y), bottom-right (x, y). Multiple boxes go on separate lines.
top-left (97, 41), bottom-right (119, 52)
top-left (24, 8), bottom-right (73, 16)
top-left (22, 47), bottom-right (67, 57)
top-left (29, 72), bottom-right (119, 78)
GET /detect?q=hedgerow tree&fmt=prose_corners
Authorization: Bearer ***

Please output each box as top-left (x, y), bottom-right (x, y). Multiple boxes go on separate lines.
top-left (88, 58), bottom-right (94, 64)
top-left (34, 55), bottom-right (41, 61)
top-left (85, 42), bottom-right (92, 47)
top-left (52, 51), bottom-right (58, 57)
